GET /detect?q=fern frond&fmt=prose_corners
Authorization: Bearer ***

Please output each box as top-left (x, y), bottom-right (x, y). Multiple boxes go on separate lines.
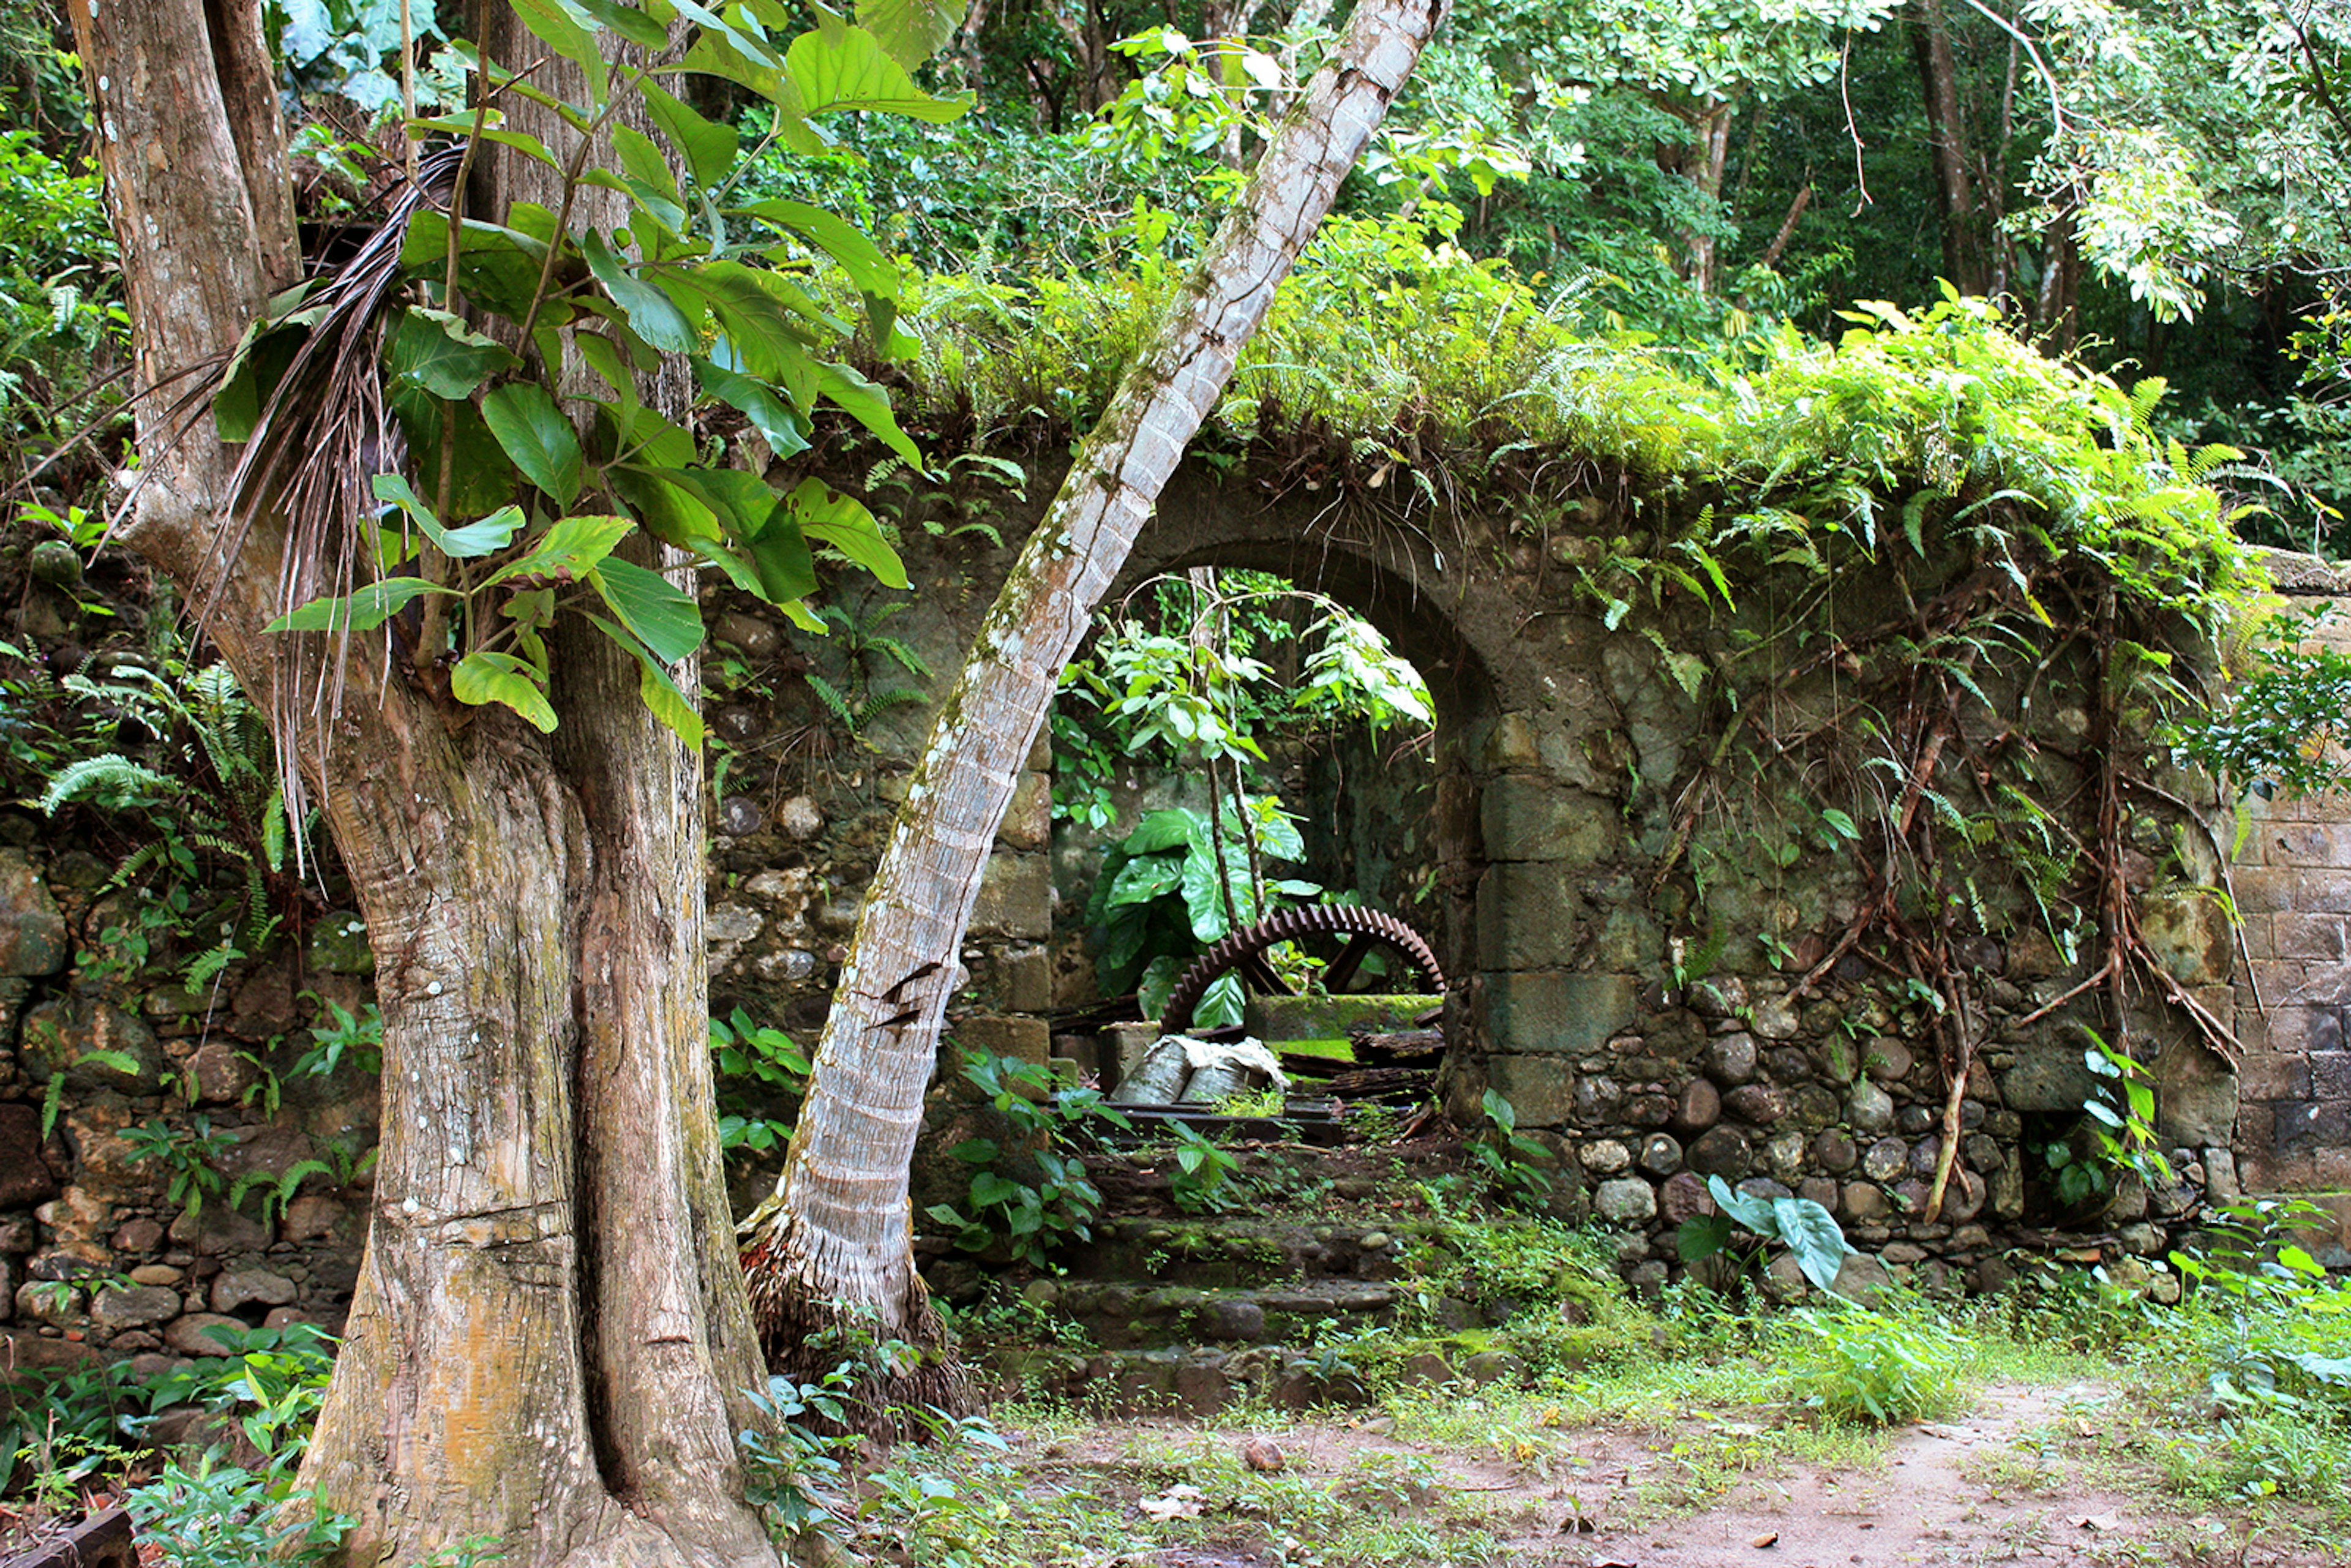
top-left (806, 673), bottom-right (855, 729)
top-left (41, 753), bottom-right (177, 814)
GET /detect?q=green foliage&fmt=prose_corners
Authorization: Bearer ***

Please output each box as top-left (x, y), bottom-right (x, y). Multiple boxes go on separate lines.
top-left (2172, 604), bottom-right (2351, 800)
top-left (118, 1116), bottom-right (236, 1221)
top-left (709, 1006), bottom-right (811, 1158)
top-left (1779, 1300), bottom-right (1965, 1425)
top-left (0, 126), bottom-right (119, 443)
top-left (1678, 1173), bottom-right (1850, 1295)
top-left (2172, 1198), bottom-right (2351, 1424)
top-left (1084, 800), bottom-right (1313, 1025)
top-left (924, 1049), bottom-right (1130, 1270)
top-left (239, 0), bottom-right (969, 747)
top-left (36, 655), bottom-right (299, 988)
top-left (1162, 1121), bottom-right (1242, 1214)
top-left (290, 995), bottom-right (383, 1079)
top-left (126, 1454), bottom-right (351, 1568)
top-left (1465, 1089), bottom-right (1553, 1206)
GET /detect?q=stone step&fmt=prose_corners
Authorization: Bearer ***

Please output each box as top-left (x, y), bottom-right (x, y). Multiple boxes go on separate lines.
top-left (981, 1343), bottom-right (1378, 1417)
top-left (1048, 1277), bottom-right (1401, 1349)
top-left (1066, 1214), bottom-right (1431, 1291)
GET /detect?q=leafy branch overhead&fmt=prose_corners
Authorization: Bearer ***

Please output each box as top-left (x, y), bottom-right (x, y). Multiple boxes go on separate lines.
top-left (220, 0), bottom-right (971, 746)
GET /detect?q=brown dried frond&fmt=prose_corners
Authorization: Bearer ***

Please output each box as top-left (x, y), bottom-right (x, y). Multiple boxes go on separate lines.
top-left (203, 143), bottom-right (465, 872)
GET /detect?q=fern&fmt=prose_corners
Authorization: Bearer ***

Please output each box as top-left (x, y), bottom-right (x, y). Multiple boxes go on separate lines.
top-left (40, 752), bottom-right (176, 813)
top-left (806, 673), bottom-right (855, 729)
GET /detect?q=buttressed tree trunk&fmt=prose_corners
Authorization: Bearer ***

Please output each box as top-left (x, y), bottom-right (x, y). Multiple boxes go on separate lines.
top-left (69, 5), bottom-right (776, 1565)
top-left (743, 0), bottom-right (1449, 1402)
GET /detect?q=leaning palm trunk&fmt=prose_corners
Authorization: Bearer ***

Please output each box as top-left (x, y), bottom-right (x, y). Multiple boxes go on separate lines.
top-left (742, 0), bottom-right (1450, 1405)
top-left (72, 7), bottom-right (776, 1564)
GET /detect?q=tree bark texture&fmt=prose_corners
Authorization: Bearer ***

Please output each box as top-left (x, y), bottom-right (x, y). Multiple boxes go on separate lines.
top-left (1909, 0), bottom-right (1986, 296)
top-left (68, 4), bottom-right (775, 1564)
top-left (744, 0), bottom-right (1448, 1392)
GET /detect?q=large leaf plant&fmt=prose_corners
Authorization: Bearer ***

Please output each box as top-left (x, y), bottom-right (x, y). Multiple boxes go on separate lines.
top-left (221, 0), bottom-right (970, 747)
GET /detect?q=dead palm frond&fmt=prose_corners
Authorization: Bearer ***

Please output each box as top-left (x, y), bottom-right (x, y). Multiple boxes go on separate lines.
top-left (203, 142), bottom-right (465, 873)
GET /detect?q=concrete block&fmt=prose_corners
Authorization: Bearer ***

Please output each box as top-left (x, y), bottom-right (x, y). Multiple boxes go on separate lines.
top-left (2138, 891), bottom-right (2235, 986)
top-left (2230, 868), bottom-right (2298, 915)
top-left (997, 771), bottom-right (1052, 851)
top-left (1999, 1043), bottom-right (2099, 1112)
top-left (2238, 1052), bottom-right (2314, 1101)
top-left (1480, 971), bottom-right (1640, 1057)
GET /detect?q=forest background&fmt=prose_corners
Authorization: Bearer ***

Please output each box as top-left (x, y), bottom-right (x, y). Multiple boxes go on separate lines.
top-left (4, 0), bottom-right (2349, 555)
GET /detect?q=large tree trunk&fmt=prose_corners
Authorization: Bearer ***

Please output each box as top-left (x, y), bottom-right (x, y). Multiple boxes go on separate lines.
top-left (742, 0), bottom-right (1448, 1404)
top-left (69, 5), bottom-right (777, 1565)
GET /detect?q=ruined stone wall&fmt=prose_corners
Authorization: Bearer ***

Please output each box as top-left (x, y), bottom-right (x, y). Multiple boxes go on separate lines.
top-left (2227, 560), bottom-right (2351, 1265)
top-left (5, 463), bottom-right (2350, 1378)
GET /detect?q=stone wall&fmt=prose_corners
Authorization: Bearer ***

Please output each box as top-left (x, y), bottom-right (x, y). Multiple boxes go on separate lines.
top-left (0, 833), bottom-right (378, 1376)
top-left (4, 462), bottom-right (2350, 1378)
top-left (2228, 561), bottom-right (2351, 1264)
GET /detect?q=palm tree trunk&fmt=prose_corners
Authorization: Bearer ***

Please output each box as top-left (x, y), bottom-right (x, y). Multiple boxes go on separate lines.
top-left (743, 0), bottom-right (1450, 1409)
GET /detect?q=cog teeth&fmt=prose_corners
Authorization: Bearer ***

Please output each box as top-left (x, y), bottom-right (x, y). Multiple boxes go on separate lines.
top-left (1158, 904), bottom-right (1444, 1034)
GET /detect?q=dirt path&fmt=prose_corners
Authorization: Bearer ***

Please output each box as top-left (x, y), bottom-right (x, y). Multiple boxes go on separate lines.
top-left (1514, 1382), bottom-right (2175, 1567)
top-left (1026, 1378), bottom-right (2344, 1568)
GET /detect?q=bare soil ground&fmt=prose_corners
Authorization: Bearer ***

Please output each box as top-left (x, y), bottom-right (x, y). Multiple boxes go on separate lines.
top-left (1002, 1380), bottom-right (2349, 1568)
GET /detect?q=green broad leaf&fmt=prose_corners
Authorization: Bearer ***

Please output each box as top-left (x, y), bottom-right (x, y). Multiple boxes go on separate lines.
top-left (969, 1171), bottom-right (1020, 1209)
top-left (785, 23), bottom-right (971, 121)
top-left (740, 516), bottom-right (816, 604)
top-left (1676, 1212), bottom-right (1734, 1262)
top-left (569, 0), bottom-right (672, 47)
top-left (1706, 1173), bottom-right (1779, 1236)
top-left (586, 612), bottom-right (703, 749)
top-left (389, 307), bottom-right (522, 400)
top-left (1193, 973), bottom-right (1244, 1030)
top-left (609, 465), bottom-right (719, 546)
top-left (640, 77), bottom-right (738, 186)
top-left (1106, 853), bottom-right (1183, 907)
top-left (669, 263), bottom-right (818, 389)
top-left (372, 474), bottom-right (526, 559)
top-left (692, 357), bottom-right (809, 457)
top-left (613, 126), bottom-right (683, 209)
top-left (451, 650), bottom-right (557, 732)
top-left (1251, 806), bottom-right (1305, 861)
top-left (417, 121), bottom-right (563, 171)
top-left (1179, 843), bottom-right (1230, 943)
top-left (481, 383), bottom-right (585, 506)
top-left (266, 577), bottom-right (456, 634)
top-left (738, 197), bottom-right (900, 304)
top-left (950, 1138), bottom-right (999, 1166)
top-left (1769, 1196), bottom-right (1850, 1294)
top-left (787, 478), bottom-right (908, 588)
top-left (213, 322), bottom-right (306, 444)
top-left (816, 361), bottom-right (921, 465)
top-left (582, 230), bottom-right (696, 354)
top-left (399, 212), bottom-right (550, 322)
top-left (855, 0), bottom-right (968, 68)
top-left (590, 556), bottom-right (703, 664)
top-left (574, 330), bottom-right (644, 415)
top-left (487, 514), bottom-right (635, 587)
top-left (508, 0), bottom-right (609, 105)
top-left (387, 391), bottom-right (519, 521)
top-left (1125, 808), bottom-right (1206, 856)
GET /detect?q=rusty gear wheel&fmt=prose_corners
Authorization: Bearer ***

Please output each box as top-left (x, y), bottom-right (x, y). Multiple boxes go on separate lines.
top-left (1161, 904), bottom-right (1445, 1035)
